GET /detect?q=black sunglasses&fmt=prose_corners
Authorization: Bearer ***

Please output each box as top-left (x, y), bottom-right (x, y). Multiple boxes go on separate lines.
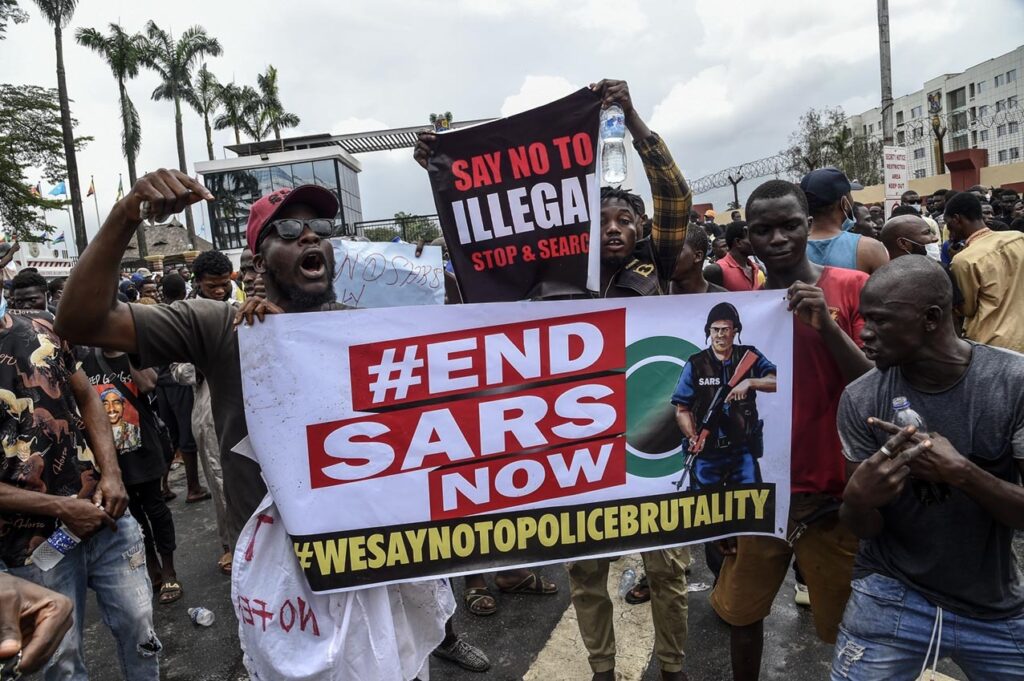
top-left (261, 218), bottom-right (334, 246)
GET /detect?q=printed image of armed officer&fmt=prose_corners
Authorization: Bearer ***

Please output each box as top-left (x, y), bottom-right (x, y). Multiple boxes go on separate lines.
top-left (671, 302), bottom-right (777, 490)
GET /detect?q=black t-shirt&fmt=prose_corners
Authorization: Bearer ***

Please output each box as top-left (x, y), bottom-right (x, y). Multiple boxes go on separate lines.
top-left (0, 311), bottom-right (96, 567)
top-left (839, 343), bottom-right (1024, 619)
top-left (80, 350), bottom-right (167, 486)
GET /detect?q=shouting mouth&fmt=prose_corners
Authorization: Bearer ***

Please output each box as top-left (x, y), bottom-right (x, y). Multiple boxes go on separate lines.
top-left (299, 250), bottom-right (326, 280)
top-left (604, 237), bottom-right (626, 252)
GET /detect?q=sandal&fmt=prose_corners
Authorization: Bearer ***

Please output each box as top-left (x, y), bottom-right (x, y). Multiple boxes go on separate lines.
top-left (624, 575), bottom-right (651, 605)
top-left (186, 491), bottom-right (212, 504)
top-left (463, 587), bottom-right (497, 616)
top-left (158, 581), bottom-right (183, 605)
top-left (217, 552), bottom-right (232, 575)
top-left (496, 570), bottom-right (558, 595)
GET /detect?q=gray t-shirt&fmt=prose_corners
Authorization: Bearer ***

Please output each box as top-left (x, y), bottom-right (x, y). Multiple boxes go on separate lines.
top-left (130, 299), bottom-right (262, 545)
top-left (838, 343), bottom-right (1024, 619)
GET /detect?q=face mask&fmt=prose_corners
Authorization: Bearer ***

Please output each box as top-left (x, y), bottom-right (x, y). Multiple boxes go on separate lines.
top-left (0, 294), bottom-right (6, 318)
top-left (898, 238), bottom-right (928, 257)
top-left (840, 199), bottom-right (856, 231)
top-left (925, 242), bottom-right (941, 261)
top-left (910, 203), bottom-right (922, 213)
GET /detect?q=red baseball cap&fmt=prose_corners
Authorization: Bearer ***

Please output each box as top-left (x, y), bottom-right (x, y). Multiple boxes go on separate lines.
top-left (245, 184), bottom-right (339, 252)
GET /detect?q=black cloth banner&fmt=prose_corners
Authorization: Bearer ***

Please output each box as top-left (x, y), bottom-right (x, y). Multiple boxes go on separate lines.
top-left (427, 88), bottom-right (601, 303)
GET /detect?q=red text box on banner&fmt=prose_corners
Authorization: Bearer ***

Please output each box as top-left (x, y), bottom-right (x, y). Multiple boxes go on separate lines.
top-left (307, 373), bottom-right (626, 490)
top-left (347, 308), bottom-right (625, 411)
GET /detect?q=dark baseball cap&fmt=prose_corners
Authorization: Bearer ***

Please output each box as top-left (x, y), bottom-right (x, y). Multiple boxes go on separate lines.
top-left (800, 168), bottom-right (854, 209)
top-left (245, 185), bottom-right (339, 252)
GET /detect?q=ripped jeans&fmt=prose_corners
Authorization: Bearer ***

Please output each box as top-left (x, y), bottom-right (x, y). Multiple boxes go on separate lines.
top-left (9, 512), bottom-right (161, 680)
top-left (831, 573), bottom-right (1024, 681)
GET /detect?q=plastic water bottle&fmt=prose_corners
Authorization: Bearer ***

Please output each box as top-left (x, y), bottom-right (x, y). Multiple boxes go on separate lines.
top-left (891, 397), bottom-right (949, 504)
top-left (600, 105), bottom-right (628, 186)
top-left (189, 607), bottom-right (215, 627)
top-left (617, 567), bottom-right (637, 598)
top-left (30, 525), bottom-right (80, 571)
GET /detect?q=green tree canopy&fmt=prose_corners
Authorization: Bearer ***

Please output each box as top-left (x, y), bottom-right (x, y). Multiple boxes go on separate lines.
top-left (784, 106), bottom-right (882, 186)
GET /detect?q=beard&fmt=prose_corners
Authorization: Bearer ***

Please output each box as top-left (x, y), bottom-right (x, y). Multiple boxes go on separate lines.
top-left (264, 263), bottom-right (338, 311)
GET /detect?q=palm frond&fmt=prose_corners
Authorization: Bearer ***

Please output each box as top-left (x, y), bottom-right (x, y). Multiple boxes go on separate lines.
top-left (121, 92), bottom-right (141, 160)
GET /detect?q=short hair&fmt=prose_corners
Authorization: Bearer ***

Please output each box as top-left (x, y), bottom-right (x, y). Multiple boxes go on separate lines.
top-left (1011, 217), bottom-right (1024, 231)
top-left (865, 255), bottom-right (953, 312)
top-left (890, 204), bottom-right (919, 218)
top-left (191, 250), bottom-right (233, 282)
top-left (900, 190), bottom-right (918, 201)
top-left (160, 272), bottom-right (186, 300)
top-left (684, 223), bottom-right (710, 260)
top-left (931, 188), bottom-right (949, 198)
top-left (689, 210), bottom-right (700, 222)
top-left (10, 270), bottom-right (47, 292)
top-left (745, 179), bottom-right (809, 217)
top-left (725, 221), bottom-right (748, 248)
top-left (46, 276), bottom-right (65, 295)
top-left (944, 191), bottom-right (983, 221)
top-left (853, 201), bottom-right (865, 210)
top-left (600, 186), bottom-right (646, 218)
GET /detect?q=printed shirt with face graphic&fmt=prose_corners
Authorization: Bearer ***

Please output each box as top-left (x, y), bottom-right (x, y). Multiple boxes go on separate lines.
top-left (79, 352), bottom-right (167, 487)
top-left (0, 311), bottom-right (96, 567)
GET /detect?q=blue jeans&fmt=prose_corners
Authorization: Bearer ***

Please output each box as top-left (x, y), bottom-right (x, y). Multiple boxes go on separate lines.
top-left (693, 451), bottom-right (761, 489)
top-left (9, 513), bottom-right (161, 681)
top-left (831, 573), bottom-right (1024, 680)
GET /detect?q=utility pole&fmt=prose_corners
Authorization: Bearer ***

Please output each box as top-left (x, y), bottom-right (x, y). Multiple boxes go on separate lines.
top-left (877, 0), bottom-right (894, 145)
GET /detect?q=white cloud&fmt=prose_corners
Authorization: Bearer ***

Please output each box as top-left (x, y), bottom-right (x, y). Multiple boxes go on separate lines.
top-left (331, 117), bottom-right (390, 135)
top-left (500, 76), bottom-right (578, 117)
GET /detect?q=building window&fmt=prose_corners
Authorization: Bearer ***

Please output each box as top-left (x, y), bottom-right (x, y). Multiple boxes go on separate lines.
top-left (868, 123), bottom-right (874, 133)
top-left (978, 104), bottom-right (989, 118)
top-left (998, 124), bottom-right (1008, 137)
top-left (1011, 147), bottom-right (1021, 160)
top-left (1009, 96), bottom-right (1019, 109)
top-left (911, 105), bottom-right (923, 118)
top-left (996, 100), bottom-right (1006, 112)
top-left (914, 169), bottom-right (926, 178)
top-left (977, 80), bottom-right (987, 94)
top-left (897, 130), bottom-right (905, 145)
top-left (999, 149), bottom-right (1009, 162)
top-left (896, 110), bottom-right (904, 125)
top-left (995, 73), bottom-right (1005, 87)
top-left (947, 87), bottom-right (966, 110)
top-left (913, 147), bottom-right (926, 159)
top-left (980, 129), bottom-right (990, 142)
top-left (1010, 121), bottom-right (1021, 134)
top-left (1008, 69), bottom-right (1017, 83)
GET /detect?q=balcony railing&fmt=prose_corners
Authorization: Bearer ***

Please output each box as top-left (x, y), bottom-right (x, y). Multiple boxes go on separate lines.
top-left (351, 215), bottom-right (442, 243)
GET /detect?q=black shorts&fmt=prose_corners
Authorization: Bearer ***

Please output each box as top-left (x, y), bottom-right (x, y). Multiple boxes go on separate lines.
top-left (156, 385), bottom-right (197, 453)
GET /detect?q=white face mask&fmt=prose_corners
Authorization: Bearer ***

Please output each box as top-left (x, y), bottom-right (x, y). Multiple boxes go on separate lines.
top-left (925, 242), bottom-right (941, 261)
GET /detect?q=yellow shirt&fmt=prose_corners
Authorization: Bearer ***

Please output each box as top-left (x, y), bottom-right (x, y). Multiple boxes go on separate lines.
top-left (951, 229), bottom-right (1024, 353)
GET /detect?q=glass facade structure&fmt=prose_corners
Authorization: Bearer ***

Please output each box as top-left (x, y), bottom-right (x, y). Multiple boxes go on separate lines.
top-left (203, 158), bottom-right (362, 250)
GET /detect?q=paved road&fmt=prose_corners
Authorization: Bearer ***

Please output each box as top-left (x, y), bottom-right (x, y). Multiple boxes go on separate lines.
top-left (81, 468), bottom-right (995, 679)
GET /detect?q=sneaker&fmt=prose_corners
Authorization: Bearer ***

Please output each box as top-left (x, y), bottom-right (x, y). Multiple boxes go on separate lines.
top-left (432, 636), bottom-right (491, 673)
top-left (794, 582), bottom-right (810, 607)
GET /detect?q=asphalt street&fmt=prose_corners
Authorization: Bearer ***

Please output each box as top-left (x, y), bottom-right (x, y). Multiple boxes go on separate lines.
top-left (78, 467), bottom-right (998, 680)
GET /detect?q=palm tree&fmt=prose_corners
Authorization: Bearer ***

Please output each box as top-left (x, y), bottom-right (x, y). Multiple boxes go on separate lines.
top-left (31, 0), bottom-right (87, 253)
top-left (240, 85), bottom-right (269, 143)
top-left (76, 22), bottom-right (149, 256)
top-left (257, 65), bottom-right (300, 142)
top-left (214, 82), bottom-right (247, 145)
top-left (141, 21), bottom-right (221, 246)
top-left (186, 63), bottom-right (221, 161)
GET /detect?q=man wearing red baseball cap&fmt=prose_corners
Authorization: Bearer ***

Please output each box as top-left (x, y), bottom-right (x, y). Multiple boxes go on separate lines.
top-left (55, 169), bottom-right (342, 545)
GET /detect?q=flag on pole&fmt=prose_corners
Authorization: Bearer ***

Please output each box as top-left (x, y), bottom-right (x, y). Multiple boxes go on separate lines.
top-left (115, 176), bottom-right (124, 201)
top-left (48, 181), bottom-right (66, 197)
top-left (51, 233), bottom-right (66, 245)
top-left (86, 177), bottom-right (95, 197)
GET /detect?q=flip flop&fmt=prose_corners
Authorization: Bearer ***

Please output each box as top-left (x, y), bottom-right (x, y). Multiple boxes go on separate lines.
top-left (496, 571), bottom-right (558, 595)
top-left (186, 491), bottom-right (212, 504)
top-left (463, 587), bottom-right (497, 616)
top-left (624, 575), bottom-right (651, 605)
top-left (158, 581), bottom-right (183, 605)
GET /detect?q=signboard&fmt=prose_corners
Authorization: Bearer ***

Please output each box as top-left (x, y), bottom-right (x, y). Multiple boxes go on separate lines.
top-left (883, 145), bottom-right (908, 220)
top-left (239, 293), bottom-right (794, 593)
top-left (332, 240), bottom-right (445, 309)
top-left (426, 88), bottom-right (601, 303)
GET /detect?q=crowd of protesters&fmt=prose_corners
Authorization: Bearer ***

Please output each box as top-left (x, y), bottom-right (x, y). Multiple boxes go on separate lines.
top-left (0, 78), bottom-right (1020, 681)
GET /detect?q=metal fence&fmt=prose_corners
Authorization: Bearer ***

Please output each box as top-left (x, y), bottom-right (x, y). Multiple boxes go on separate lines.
top-left (351, 215), bottom-right (442, 243)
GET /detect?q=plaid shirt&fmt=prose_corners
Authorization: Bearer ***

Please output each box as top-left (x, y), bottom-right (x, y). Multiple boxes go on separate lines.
top-left (634, 133), bottom-right (692, 281)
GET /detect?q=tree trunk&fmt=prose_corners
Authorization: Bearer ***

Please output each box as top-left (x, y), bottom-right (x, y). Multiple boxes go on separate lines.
top-left (173, 92), bottom-right (198, 247)
top-left (274, 124), bottom-right (280, 140)
top-left (204, 113), bottom-right (214, 161)
top-left (234, 126), bottom-right (240, 145)
top-left (119, 79), bottom-right (147, 257)
top-left (53, 25), bottom-right (87, 255)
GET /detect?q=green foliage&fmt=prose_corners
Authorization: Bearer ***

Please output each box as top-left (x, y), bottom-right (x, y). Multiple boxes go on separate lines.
top-left (0, 0), bottom-right (28, 39)
top-left (29, 0), bottom-right (75, 30)
top-left (141, 21), bottom-right (222, 105)
top-left (213, 82), bottom-right (246, 143)
top-left (0, 84), bottom-right (90, 237)
top-left (784, 106), bottom-right (882, 186)
top-left (394, 212), bottom-right (441, 242)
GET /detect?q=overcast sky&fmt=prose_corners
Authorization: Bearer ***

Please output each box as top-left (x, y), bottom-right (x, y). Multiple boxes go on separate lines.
top-left (3, 0), bottom-right (1023, 246)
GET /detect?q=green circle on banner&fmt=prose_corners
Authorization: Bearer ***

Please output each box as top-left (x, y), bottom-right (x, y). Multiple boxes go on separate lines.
top-left (625, 335), bottom-right (701, 478)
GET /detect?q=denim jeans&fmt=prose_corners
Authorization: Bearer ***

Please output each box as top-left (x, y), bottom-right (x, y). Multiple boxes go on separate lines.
top-left (9, 513), bottom-right (161, 681)
top-left (831, 572), bottom-right (1024, 681)
top-left (693, 451), bottom-right (761, 489)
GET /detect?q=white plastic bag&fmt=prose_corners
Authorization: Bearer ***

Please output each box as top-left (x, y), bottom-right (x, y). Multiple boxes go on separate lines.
top-left (231, 494), bottom-right (454, 681)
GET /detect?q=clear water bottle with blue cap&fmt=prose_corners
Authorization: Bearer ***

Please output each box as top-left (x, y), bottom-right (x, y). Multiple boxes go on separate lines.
top-left (891, 396), bottom-right (949, 504)
top-left (30, 525), bottom-right (80, 571)
top-left (600, 105), bottom-right (627, 186)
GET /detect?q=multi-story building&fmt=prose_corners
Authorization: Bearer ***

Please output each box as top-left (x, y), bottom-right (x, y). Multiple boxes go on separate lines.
top-left (848, 44), bottom-right (1023, 179)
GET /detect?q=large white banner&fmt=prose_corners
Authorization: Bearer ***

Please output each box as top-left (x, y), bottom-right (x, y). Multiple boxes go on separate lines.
top-left (239, 293), bottom-right (793, 592)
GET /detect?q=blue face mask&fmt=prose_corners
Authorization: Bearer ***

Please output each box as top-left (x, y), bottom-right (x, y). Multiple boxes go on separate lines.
top-left (0, 293), bottom-right (7, 318)
top-left (841, 199), bottom-right (856, 231)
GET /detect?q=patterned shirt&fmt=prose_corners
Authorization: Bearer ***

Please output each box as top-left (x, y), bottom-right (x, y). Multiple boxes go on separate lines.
top-left (634, 132), bottom-right (692, 282)
top-left (0, 311), bottom-right (95, 567)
